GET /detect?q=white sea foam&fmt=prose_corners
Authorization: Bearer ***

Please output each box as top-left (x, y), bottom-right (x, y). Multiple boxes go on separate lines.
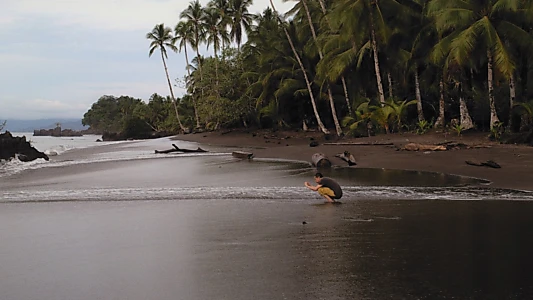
top-left (2, 186), bottom-right (533, 204)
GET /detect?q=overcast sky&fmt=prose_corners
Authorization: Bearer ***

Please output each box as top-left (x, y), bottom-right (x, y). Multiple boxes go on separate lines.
top-left (0, 0), bottom-right (294, 120)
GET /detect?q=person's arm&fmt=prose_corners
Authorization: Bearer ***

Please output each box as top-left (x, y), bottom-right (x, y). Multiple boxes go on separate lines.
top-left (304, 181), bottom-right (322, 191)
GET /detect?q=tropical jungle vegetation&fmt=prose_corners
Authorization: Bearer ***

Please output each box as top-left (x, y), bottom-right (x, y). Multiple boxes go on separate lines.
top-left (82, 0), bottom-right (533, 142)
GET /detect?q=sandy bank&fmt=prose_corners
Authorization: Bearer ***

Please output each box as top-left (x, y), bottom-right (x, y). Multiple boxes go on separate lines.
top-left (173, 129), bottom-right (533, 192)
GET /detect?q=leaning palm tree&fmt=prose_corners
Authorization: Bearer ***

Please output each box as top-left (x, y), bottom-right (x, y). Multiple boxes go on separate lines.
top-left (315, 0), bottom-right (352, 114)
top-left (428, 0), bottom-right (532, 129)
top-left (286, 0), bottom-right (343, 136)
top-left (269, 0), bottom-right (329, 134)
top-left (146, 23), bottom-right (187, 132)
top-left (174, 21), bottom-right (201, 128)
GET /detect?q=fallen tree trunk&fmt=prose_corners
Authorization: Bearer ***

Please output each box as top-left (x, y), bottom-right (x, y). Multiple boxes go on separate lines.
top-left (335, 151), bottom-right (357, 166)
top-left (403, 143), bottom-right (447, 151)
top-left (324, 142), bottom-right (394, 146)
top-left (312, 153), bottom-right (331, 168)
top-left (155, 144), bottom-right (207, 154)
top-left (465, 160), bottom-right (501, 168)
top-left (232, 151), bottom-right (254, 159)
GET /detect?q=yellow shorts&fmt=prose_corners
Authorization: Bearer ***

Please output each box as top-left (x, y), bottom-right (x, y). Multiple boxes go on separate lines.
top-left (318, 187), bottom-right (336, 198)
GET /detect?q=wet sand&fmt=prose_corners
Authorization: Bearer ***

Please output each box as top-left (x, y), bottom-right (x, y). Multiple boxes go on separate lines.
top-left (174, 130), bottom-right (533, 191)
top-left (2, 198), bottom-right (533, 300)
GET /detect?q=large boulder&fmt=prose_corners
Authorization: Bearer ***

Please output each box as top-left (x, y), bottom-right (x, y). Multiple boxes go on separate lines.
top-left (0, 131), bottom-right (49, 162)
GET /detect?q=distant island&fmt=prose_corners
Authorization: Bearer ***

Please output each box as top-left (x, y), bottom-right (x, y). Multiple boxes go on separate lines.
top-left (33, 124), bottom-right (83, 137)
top-left (2, 118), bottom-right (88, 132)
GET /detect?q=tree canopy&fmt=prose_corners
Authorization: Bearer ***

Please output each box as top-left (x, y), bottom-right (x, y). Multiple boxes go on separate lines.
top-left (83, 0), bottom-right (533, 140)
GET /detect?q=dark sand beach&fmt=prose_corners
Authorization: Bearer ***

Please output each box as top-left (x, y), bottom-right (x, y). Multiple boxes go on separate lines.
top-left (1, 134), bottom-right (533, 300)
top-left (174, 129), bottom-right (533, 191)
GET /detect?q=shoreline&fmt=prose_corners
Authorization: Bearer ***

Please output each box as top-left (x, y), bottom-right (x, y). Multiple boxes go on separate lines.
top-left (173, 129), bottom-right (533, 192)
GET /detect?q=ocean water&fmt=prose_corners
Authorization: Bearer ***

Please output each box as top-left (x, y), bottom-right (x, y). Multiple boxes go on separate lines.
top-left (1, 133), bottom-right (533, 300)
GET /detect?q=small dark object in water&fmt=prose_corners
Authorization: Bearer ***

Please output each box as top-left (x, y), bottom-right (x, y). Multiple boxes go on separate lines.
top-left (232, 151), bottom-right (254, 159)
top-left (309, 141), bottom-right (319, 147)
top-left (465, 160), bottom-right (501, 168)
top-left (302, 221), bottom-right (307, 225)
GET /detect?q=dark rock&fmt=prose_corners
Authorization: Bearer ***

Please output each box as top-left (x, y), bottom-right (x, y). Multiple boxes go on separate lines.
top-left (0, 131), bottom-right (49, 162)
top-left (309, 141), bottom-right (319, 147)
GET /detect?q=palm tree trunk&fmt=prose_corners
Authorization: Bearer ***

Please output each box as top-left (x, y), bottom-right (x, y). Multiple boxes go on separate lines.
top-left (387, 72), bottom-right (393, 99)
top-left (508, 73), bottom-right (516, 130)
top-left (184, 46), bottom-right (201, 128)
top-left (435, 78), bottom-right (445, 128)
top-left (318, 0), bottom-right (351, 115)
top-left (301, 0), bottom-right (342, 136)
top-left (414, 67), bottom-right (425, 122)
top-left (341, 77), bottom-right (352, 112)
top-left (214, 46), bottom-right (219, 95)
top-left (161, 51), bottom-right (186, 133)
top-left (487, 50), bottom-right (500, 129)
top-left (195, 30), bottom-right (205, 109)
top-left (370, 24), bottom-right (386, 104)
top-left (270, 0), bottom-right (329, 134)
top-left (458, 82), bottom-right (474, 130)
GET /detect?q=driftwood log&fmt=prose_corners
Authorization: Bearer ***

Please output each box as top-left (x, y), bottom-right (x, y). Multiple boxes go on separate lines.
top-left (324, 142), bottom-right (394, 146)
top-left (312, 153), bottom-right (332, 168)
top-left (465, 160), bottom-right (501, 168)
top-left (335, 151), bottom-right (357, 166)
top-left (155, 144), bottom-right (207, 154)
top-left (403, 143), bottom-right (447, 151)
top-left (232, 151), bottom-right (254, 159)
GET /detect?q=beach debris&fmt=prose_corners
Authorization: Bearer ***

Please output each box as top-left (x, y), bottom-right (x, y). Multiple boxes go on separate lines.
top-left (232, 151), bottom-right (254, 159)
top-left (155, 144), bottom-right (208, 154)
top-left (335, 151), bottom-right (357, 166)
top-left (465, 160), bottom-right (502, 168)
top-left (312, 153), bottom-right (331, 168)
top-left (0, 131), bottom-right (49, 162)
top-left (403, 143), bottom-right (447, 151)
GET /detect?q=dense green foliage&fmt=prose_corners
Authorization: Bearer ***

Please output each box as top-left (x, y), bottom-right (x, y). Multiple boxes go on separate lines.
top-left (82, 0), bottom-right (533, 140)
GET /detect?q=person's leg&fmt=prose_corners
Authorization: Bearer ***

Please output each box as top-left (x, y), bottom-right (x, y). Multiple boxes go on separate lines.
top-left (321, 194), bottom-right (335, 203)
top-left (318, 187), bottom-right (336, 203)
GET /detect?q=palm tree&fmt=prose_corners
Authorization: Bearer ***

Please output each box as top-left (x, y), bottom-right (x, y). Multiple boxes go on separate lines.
top-left (428, 0), bottom-right (532, 129)
top-left (315, 0), bottom-right (352, 114)
top-left (331, 0), bottom-right (389, 105)
top-left (146, 23), bottom-right (187, 132)
top-left (270, 0), bottom-right (329, 134)
top-left (290, 0), bottom-right (342, 136)
top-left (228, 0), bottom-right (255, 53)
top-left (208, 0), bottom-right (232, 51)
top-left (174, 21), bottom-right (201, 128)
top-left (203, 8), bottom-right (223, 91)
top-left (181, 1), bottom-right (207, 100)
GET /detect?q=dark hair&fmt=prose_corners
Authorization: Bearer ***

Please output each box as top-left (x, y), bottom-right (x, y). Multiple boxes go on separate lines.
top-left (315, 172), bottom-right (323, 178)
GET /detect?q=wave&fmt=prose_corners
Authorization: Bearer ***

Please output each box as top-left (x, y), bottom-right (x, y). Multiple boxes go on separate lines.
top-left (2, 186), bottom-right (533, 204)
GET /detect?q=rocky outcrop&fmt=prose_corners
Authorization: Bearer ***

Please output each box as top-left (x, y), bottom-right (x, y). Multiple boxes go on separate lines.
top-left (33, 127), bottom-right (83, 137)
top-left (0, 131), bottom-right (49, 162)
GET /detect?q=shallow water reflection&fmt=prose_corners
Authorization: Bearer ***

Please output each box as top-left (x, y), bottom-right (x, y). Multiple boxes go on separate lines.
top-left (2, 199), bottom-right (532, 300)
top-left (317, 166), bottom-right (489, 187)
